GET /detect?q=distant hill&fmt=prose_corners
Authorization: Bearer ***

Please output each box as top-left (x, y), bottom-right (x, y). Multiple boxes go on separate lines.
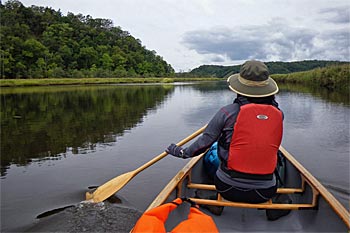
top-left (0, 0), bottom-right (174, 78)
top-left (189, 60), bottom-right (349, 78)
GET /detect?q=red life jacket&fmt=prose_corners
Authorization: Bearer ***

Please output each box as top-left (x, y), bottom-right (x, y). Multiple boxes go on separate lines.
top-left (132, 198), bottom-right (219, 233)
top-left (227, 103), bottom-right (283, 175)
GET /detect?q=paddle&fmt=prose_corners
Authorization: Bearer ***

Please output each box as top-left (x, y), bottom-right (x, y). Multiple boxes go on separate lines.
top-left (85, 125), bottom-right (207, 203)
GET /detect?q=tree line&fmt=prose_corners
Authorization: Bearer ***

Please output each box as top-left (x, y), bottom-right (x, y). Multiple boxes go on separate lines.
top-left (0, 0), bottom-right (175, 79)
top-left (189, 60), bottom-right (349, 78)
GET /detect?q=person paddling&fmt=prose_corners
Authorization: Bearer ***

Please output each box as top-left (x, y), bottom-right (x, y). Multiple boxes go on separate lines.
top-left (166, 60), bottom-right (283, 204)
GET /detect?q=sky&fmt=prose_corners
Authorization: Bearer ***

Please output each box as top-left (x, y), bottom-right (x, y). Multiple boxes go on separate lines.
top-left (19, 0), bottom-right (350, 72)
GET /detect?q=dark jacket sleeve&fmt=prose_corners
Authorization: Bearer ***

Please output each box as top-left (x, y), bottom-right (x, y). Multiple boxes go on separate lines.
top-left (183, 107), bottom-right (228, 157)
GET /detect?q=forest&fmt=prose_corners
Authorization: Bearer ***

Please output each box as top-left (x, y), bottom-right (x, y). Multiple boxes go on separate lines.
top-left (189, 60), bottom-right (350, 78)
top-left (0, 0), bottom-right (174, 79)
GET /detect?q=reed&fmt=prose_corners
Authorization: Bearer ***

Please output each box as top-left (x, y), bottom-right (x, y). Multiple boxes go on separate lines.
top-left (272, 64), bottom-right (349, 91)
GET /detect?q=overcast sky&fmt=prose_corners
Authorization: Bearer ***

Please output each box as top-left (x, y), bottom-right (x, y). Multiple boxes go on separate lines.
top-left (19, 0), bottom-right (350, 72)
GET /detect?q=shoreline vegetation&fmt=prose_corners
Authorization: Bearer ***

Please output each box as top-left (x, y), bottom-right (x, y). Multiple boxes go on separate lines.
top-left (0, 77), bottom-right (221, 87)
top-left (271, 64), bottom-right (349, 91)
top-left (1, 64), bottom-right (348, 90)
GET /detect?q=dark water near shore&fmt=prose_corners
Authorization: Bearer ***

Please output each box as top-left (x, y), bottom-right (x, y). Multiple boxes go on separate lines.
top-left (1, 82), bottom-right (349, 232)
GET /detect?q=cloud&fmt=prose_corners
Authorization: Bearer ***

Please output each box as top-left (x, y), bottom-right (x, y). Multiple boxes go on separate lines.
top-left (312, 29), bottom-right (350, 60)
top-left (210, 55), bottom-right (226, 62)
top-left (182, 19), bottom-right (349, 63)
top-left (319, 6), bottom-right (350, 24)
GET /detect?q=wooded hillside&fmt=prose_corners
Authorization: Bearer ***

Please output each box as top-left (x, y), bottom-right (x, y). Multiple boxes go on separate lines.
top-left (0, 0), bottom-right (174, 78)
top-left (189, 60), bottom-right (349, 78)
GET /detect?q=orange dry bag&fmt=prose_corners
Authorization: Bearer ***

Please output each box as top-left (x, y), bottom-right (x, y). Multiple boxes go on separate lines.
top-left (171, 205), bottom-right (219, 233)
top-left (132, 198), bottom-right (218, 233)
top-left (131, 198), bottom-right (182, 232)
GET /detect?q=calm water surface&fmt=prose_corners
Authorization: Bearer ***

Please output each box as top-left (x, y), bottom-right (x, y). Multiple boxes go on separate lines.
top-left (1, 82), bottom-right (349, 232)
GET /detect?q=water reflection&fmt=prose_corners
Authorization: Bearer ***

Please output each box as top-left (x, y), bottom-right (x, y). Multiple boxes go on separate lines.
top-left (279, 83), bottom-right (350, 106)
top-left (0, 85), bottom-right (173, 176)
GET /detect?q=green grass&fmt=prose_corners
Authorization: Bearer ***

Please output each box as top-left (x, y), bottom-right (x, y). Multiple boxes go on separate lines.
top-left (272, 64), bottom-right (350, 91)
top-left (0, 77), bottom-right (221, 87)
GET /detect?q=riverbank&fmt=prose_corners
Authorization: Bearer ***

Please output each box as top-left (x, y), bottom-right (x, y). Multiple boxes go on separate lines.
top-left (271, 64), bottom-right (349, 91)
top-left (2, 64), bottom-right (348, 89)
top-left (0, 77), bottom-right (221, 87)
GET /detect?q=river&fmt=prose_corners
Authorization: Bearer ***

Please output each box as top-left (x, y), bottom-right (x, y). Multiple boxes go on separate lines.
top-left (1, 81), bottom-right (349, 232)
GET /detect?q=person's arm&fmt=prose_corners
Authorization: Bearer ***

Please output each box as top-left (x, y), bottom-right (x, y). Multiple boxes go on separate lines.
top-left (166, 108), bottom-right (227, 158)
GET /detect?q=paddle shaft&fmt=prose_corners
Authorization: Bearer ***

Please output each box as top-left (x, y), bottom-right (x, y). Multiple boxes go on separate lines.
top-left (86, 125), bottom-right (207, 202)
top-left (134, 125), bottom-right (207, 174)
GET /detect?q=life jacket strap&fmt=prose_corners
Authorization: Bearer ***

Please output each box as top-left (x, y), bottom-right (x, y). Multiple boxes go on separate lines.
top-left (181, 197), bottom-right (199, 208)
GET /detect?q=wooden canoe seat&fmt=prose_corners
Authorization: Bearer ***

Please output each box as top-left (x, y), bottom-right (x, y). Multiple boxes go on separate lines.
top-left (186, 181), bottom-right (319, 210)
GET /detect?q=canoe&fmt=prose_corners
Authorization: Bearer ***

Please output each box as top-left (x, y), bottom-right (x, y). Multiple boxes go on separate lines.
top-left (145, 146), bottom-right (350, 232)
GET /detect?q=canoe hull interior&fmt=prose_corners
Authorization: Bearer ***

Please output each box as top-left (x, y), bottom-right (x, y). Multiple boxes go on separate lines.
top-left (148, 148), bottom-right (349, 232)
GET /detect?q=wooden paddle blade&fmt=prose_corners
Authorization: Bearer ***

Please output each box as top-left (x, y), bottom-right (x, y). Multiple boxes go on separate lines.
top-left (85, 125), bottom-right (207, 203)
top-left (86, 171), bottom-right (135, 203)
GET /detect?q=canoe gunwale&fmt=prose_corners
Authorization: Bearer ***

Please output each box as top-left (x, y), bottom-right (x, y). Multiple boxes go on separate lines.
top-left (146, 154), bottom-right (204, 210)
top-left (146, 146), bottom-right (350, 229)
top-left (278, 146), bottom-right (350, 228)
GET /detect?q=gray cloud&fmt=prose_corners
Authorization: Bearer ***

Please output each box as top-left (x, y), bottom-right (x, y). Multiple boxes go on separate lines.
top-left (210, 55), bottom-right (226, 62)
top-left (311, 29), bottom-right (350, 60)
top-left (319, 6), bottom-right (350, 24)
top-left (182, 20), bottom-right (349, 63)
top-left (184, 29), bottom-right (265, 60)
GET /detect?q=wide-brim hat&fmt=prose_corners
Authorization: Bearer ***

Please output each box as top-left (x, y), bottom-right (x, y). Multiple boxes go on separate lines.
top-left (227, 60), bottom-right (279, 97)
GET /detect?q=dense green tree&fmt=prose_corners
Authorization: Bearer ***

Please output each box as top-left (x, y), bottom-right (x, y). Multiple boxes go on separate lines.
top-left (100, 53), bottom-right (113, 70)
top-left (0, 0), bottom-right (174, 78)
top-left (57, 45), bottom-right (73, 69)
top-left (78, 47), bottom-right (98, 69)
top-left (42, 23), bottom-right (73, 51)
top-left (22, 38), bottom-right (48, 77)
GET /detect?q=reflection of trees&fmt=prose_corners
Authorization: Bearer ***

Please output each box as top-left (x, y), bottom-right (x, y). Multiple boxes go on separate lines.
top-left (192, 81), bottom-right (349, 106)
top-left (0, 85), bottom-right (172, 175)
top-left (189, 81), bottom-right (227, 92)
top-left (279, 83), bottom-right (349, 106)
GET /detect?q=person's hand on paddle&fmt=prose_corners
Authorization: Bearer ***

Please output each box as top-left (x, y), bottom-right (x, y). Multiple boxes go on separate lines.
top-left (166, 144), bottom-right (189, 159)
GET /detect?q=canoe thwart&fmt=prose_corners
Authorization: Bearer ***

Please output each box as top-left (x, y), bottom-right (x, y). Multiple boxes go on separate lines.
top-left (189, 198), bottom-right (317, 210)
top-left (187, 183), bottom-right (305, 194)
top-left (186, 181), bottom-right (319, 210)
